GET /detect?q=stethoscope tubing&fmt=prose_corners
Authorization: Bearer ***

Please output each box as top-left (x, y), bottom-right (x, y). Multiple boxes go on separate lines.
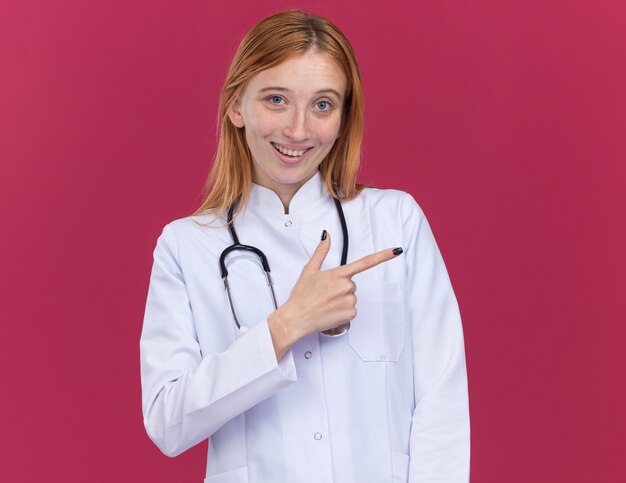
top-left (220, 195), bottom-right (349, 334)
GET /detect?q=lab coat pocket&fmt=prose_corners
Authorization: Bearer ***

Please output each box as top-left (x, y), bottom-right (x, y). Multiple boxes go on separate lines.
top-left (204, 465), bottom-right (248, 483)
top-left (348, 281), bottom-right (404, 362)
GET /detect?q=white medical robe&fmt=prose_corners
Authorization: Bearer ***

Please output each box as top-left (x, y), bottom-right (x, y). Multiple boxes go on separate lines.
top-left (140, 171), bottom-right (470, 482)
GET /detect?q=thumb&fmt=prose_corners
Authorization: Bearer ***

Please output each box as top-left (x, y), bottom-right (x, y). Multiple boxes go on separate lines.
top-left (305, 230), bottom-right (331, 273)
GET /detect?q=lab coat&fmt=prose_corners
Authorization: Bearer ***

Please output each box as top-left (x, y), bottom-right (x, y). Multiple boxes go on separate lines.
top-left (140, 172), bottom-right (470, 483)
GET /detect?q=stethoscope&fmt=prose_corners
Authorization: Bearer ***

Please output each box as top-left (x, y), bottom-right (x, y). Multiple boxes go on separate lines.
top-left (219, 197), bottom-right (349, 334)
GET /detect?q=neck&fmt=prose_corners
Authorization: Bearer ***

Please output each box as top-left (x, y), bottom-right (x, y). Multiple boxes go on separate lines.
top-left (275, 189), bottom-right (294, 214)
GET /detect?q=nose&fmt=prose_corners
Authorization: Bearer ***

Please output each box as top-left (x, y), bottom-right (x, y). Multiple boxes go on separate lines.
top-left (282, 107), bottom-right (310, 141)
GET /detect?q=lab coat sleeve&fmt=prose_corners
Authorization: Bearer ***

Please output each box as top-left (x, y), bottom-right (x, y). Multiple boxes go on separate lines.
top-left (140, 224), bottom-right (297, 457)
top-left (403, 197), bottom-right (470, 482)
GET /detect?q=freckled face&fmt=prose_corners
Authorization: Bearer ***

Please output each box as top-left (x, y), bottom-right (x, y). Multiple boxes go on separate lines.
top-left (228, 50), bottom-right (347, 196)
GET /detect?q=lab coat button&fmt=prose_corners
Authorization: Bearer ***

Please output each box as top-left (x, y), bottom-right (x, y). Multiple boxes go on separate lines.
top-left (284, 220), bottom-right (293, 227)
top-left (313, 432), bottom-right (323, 440)
top-left (304, 351), bottom-right (312, 359)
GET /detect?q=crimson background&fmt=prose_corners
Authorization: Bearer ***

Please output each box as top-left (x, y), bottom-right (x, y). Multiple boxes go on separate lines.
top-left (1, 1), bottom-right (625, 481)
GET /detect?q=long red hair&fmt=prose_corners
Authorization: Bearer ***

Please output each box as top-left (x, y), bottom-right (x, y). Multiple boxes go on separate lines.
top-left (192, 10), bottom-right (365, 219)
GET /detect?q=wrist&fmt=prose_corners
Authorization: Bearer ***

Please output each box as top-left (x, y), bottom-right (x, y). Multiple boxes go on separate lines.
top-left (267, 306), bottom-right (307, 361)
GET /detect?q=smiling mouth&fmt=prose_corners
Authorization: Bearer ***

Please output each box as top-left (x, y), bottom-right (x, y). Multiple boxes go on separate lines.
top-left (271, 142), bottom-right (311, 158)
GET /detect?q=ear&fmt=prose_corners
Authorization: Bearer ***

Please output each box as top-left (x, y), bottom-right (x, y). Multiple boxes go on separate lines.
top-left (227, 97), bottom-right (245, 128)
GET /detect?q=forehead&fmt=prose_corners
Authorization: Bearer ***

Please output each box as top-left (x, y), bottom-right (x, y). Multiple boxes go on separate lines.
top-left (246, 50), bottom-right (347, 97)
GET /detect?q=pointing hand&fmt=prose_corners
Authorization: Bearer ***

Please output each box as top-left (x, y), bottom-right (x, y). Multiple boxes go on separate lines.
top-left (268, 230), bottom-right (402, 359)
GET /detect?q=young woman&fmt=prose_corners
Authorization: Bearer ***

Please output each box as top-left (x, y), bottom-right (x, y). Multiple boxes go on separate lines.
top-left (140, 10), bottom-right (470, 483)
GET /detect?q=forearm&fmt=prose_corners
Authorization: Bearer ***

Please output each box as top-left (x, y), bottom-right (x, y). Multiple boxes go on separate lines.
top-left (141, 319), bottom-right (297, 457)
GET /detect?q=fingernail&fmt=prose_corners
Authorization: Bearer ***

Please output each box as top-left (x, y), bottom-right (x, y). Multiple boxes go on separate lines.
top-left (321, 230), bottom-right (328, 241)
top-left (393, 247), bottom-right (403, 256)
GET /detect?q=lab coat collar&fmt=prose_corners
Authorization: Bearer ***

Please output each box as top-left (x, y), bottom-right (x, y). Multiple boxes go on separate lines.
top-left (247, 171), bottom-right (326, 217)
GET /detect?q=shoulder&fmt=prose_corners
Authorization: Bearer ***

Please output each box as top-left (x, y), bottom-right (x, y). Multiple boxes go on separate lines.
top-left (354, 186), bottom-right (426, 226)
top-left (162, 211), bottom-right (225, 236)
top-left (153, 212), bottom-right (227, 251)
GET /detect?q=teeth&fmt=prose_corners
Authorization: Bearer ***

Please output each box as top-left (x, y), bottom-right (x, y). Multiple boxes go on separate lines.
top-left (273, 143), bottom-right (306, 157)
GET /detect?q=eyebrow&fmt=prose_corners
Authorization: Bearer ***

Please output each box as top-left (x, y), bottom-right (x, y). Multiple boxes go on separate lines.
top-left (258, 87), bottom-right (344, 101)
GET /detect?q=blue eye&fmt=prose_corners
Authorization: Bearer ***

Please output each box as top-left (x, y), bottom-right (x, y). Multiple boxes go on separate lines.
top-left (268, 95), bottom-right (284, 105)
top-left (316, 100), bottom-right (331, 111)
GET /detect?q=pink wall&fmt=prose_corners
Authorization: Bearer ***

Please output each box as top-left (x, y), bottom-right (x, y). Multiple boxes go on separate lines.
top-left (1, 1), bottom-right (625, 481)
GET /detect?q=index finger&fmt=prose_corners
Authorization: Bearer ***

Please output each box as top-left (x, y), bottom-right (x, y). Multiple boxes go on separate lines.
top-left (338, 247), bottom-right (403, 277)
